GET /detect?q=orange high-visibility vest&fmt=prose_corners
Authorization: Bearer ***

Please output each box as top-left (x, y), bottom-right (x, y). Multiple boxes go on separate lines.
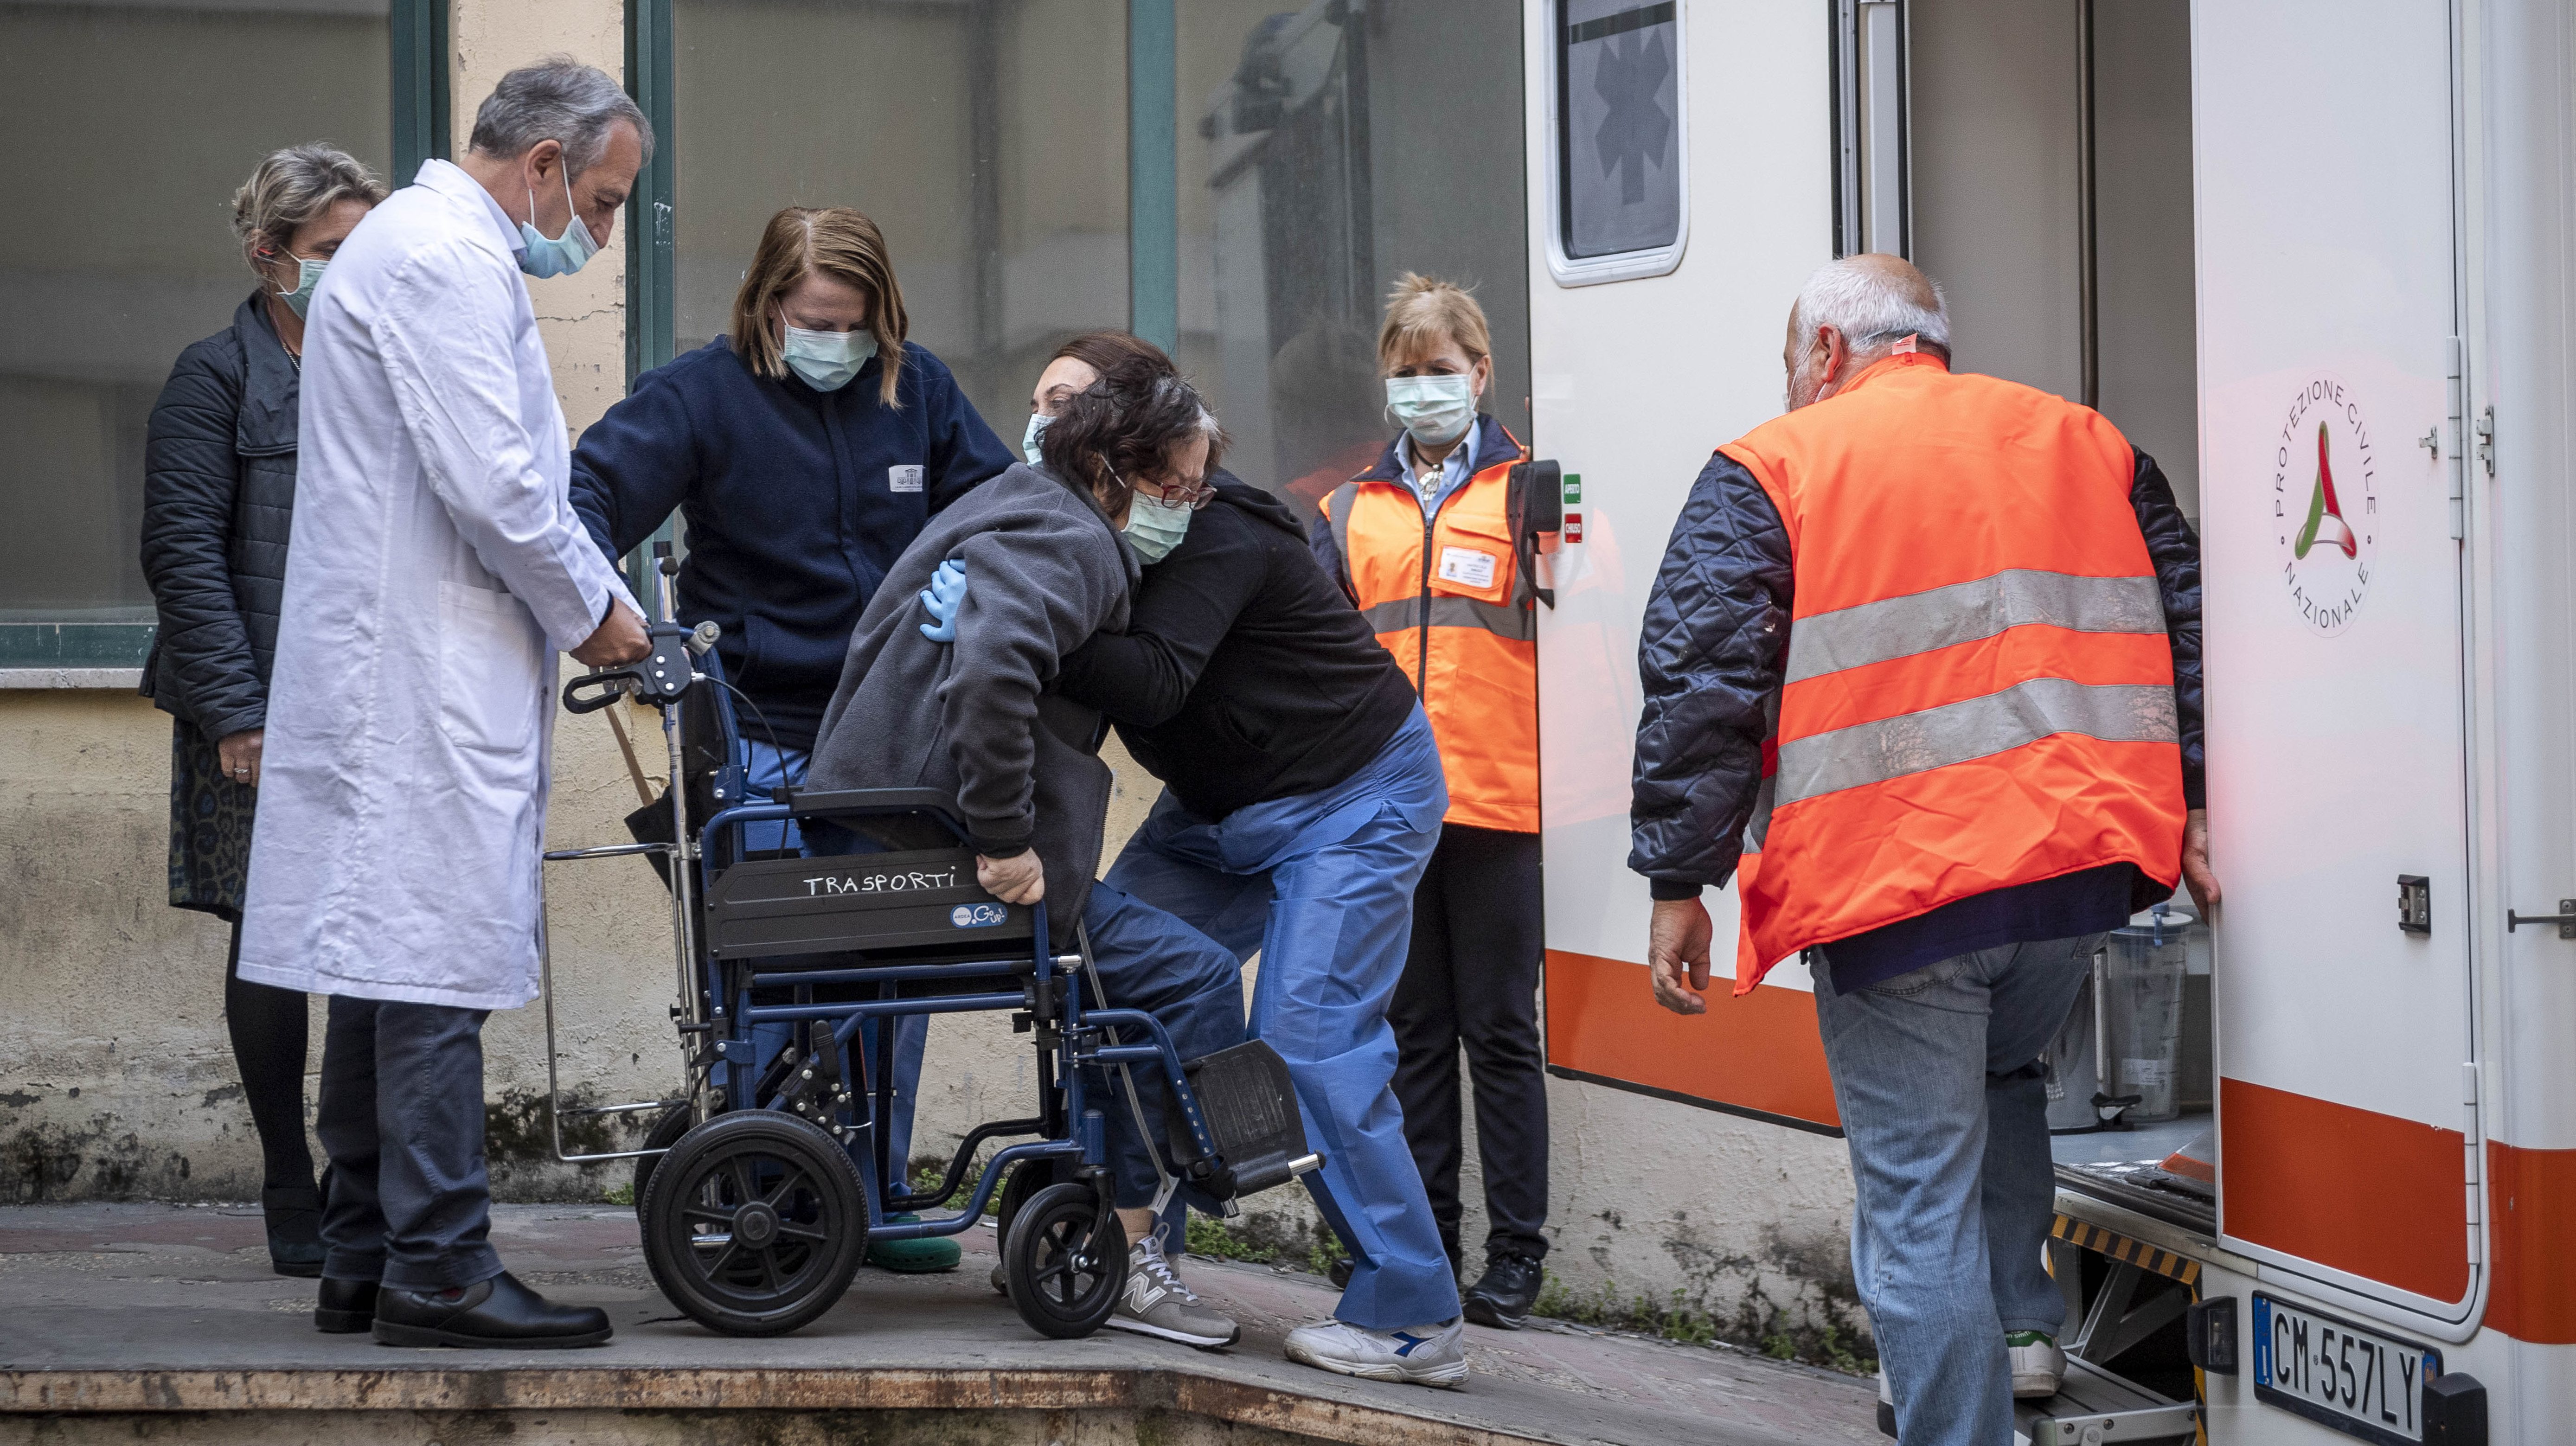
top-left (1722, 352), bottom-right (2184, 988)
top-left (1326, 425), bottom-right (1538, 832)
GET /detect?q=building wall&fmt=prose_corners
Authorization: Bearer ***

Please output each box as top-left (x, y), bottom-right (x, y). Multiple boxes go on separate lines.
top-left (0, 0), bottom-right (1861, 1352)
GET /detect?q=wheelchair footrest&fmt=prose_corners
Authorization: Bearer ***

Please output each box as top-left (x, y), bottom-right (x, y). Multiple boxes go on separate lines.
top-left (1176, 1040), bottom-right (1318, 1200)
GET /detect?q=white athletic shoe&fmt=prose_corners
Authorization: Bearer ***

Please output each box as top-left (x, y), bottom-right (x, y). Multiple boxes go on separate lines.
top-left (1282, 1315), bottom-right (1467, 1387)
top-left (2008, 1331), bottom-right (2067, 1399)
top-left (1103, 1232), bottom-right (1240, 1350)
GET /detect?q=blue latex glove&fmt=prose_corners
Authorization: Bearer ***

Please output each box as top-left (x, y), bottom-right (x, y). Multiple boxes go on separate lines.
top-left (918, 558), bottom-right (967, 641)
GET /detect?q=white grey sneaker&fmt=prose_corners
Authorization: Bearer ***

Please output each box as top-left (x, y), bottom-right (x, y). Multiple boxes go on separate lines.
top-left (2008, 1331), bottom-right (2067, 1399)
top-left (1282, 1316), bottom-right (1467, 1387)
top-left (1103, 1232), bottom-right (1239, 1350)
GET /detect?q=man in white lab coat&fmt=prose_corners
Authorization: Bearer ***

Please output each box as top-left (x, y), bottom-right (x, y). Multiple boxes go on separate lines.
top-left (237, 58), bottom-right (653, 1350)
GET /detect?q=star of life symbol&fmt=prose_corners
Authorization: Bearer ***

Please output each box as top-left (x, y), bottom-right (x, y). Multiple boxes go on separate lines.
top-left (1591, 25), bottom-right (1672, 205)
top-left (2273, 376), bottom-right (2377, 637)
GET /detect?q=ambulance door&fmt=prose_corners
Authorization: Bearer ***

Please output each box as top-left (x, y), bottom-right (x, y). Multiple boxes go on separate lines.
top-left (1526, 0), bottom-right (1842, 1133)
top-left (2193, 0), bottom-right (2477, 1320)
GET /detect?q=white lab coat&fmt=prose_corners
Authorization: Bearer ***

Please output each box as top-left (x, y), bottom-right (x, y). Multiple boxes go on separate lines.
top-left (236, 160), bottom-right (635, 1011)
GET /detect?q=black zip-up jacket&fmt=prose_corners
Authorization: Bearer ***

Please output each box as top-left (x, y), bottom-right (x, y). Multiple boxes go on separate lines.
top-left (1628, 445), bottom-right (2205, 897)
top-left (1053, 475), bottom-right (1417, 820)
top-left (138, 293), bottom-right (301, 742)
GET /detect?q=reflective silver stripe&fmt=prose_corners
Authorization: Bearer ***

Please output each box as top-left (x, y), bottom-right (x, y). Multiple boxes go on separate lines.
top-left (1327, 482), bottom-right (1360, 577)
top-left (1784, 570), bottom-right (2165, 685)
top-left (1741, 771), bottom-right (1777, 855)
top-left (1774, 678), bottom-right (2177, 806)
top-left (1429, 596), bottom-right (1534, 642)
top-left (1361, 598), bottom-right (1416, 635)
top-left (1358, 596), bottom-right (1532, 642)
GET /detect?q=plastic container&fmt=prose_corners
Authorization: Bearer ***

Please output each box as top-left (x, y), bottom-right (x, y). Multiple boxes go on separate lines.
top-left (2100, 906), bottom-right (2192, 1123)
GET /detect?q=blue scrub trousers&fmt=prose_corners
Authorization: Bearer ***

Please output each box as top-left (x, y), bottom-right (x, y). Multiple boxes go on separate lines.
top-left (1101, 707), bottom-right (1458, 1330)
top-left (742, 741), bottom-right (928, 1179)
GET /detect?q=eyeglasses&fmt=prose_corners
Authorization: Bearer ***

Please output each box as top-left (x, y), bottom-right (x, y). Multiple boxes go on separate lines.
top-left (1138, 475), bottom-right (1218, 511)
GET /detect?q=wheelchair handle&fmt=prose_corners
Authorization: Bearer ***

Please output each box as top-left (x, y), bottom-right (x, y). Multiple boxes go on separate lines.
top-left (561, 621), bottom-right (701, 714)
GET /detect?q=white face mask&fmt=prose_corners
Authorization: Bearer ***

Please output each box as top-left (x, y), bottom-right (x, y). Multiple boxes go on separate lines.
top-left (1021, 411), bottom-right (1051, 465)
top-left (782, 323), bottom-right (879, 392)
top-left (1384, 373), bottom-right (1476, 448)
top-left (1122, 490), bottom-right (1194, 563)
top-left (518, 168), bottom-right (599, 279)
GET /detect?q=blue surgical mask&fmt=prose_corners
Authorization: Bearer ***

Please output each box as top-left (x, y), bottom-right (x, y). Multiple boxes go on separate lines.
top-left (1122, 491), bottom-right (1194, 564)
top-left (272, 254), bottom-right (327, 319)
top-left (1021, 411), bottom-right (1051, 465)
top-left (518, 169), bottom-right (600, 279)
top-left (1384, 374), bottom-right (1476, 448)
top-left (781, 323), bottom-right (879, 392)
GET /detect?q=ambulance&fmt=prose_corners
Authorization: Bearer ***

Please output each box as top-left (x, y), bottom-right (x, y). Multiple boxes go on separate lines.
top-left (1523, 2), bottom-right (2573, 1441)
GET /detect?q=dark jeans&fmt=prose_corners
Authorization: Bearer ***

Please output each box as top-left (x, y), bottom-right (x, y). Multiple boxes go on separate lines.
top-left (314, 996), bottom-right (504, 1292)
top-left (1390, 823), bottom-right (1549, 1267)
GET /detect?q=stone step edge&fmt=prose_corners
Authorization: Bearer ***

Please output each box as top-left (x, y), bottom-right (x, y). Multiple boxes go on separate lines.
top-left (0, 1366), bottom-right (1552, 1446)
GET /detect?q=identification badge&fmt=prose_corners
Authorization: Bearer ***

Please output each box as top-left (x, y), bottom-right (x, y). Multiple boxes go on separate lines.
top-left (889, 464), bottom-right (924, 494)
top-left (1437, 546), bottom-right (1498, 589)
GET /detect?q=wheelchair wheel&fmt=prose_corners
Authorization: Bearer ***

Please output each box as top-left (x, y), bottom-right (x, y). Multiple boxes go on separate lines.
top-left (641, 1110), bottom-right (866, 1337)
top-left (630, 1102), bottom-right (697, 1221)
top-left (993, 1157), bottom-right (1068, 1247)
top-left (1002, 1181), bottom-right (1127, 1339)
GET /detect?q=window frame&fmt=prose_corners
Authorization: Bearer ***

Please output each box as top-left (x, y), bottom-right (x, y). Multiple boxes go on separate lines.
top-left (0, 0), bottom-right (450, 678)
top-left (1542, 0), bottom-right (1691, 288)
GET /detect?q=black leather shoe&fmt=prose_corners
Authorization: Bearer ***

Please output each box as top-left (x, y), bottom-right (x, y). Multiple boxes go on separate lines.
top-left (315, 1277), bottom-right (378, 1333)
top-left (371, 1271), bottom-right (612, 1349)
top-left (1462, 1253), bottom-right (1544, 1330)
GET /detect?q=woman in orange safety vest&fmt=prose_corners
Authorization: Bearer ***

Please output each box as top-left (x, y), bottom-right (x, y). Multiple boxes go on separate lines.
top-left (1312, 275), bottom-right (1545, 1329)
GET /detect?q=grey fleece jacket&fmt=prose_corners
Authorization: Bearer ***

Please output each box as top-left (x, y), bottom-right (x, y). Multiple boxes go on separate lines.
top-left (807, 462), bottom-right (1138, 942)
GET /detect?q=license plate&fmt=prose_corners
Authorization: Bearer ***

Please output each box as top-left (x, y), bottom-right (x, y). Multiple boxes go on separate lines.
top-left (2251, 1293), bottom-right (2442, 1446)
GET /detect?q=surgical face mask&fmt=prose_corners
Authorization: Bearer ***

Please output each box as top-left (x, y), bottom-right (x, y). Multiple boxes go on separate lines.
top-left (782, 323), bottom-right (879, 392)
top-left (271, 254), bottom-right (327, 319)
top-left (1122, 489), bottom-right (1194, 563)
top-left (1021, 411), bottom-right (1052, 465)
top-left (1384, 373), bottom-right (1476, 448)
top-left (518, 169), bottom-right (600, 279)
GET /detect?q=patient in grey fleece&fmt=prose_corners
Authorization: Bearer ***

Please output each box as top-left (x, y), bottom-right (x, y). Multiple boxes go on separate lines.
top-left (807, 359), bottom-right (1223, 946)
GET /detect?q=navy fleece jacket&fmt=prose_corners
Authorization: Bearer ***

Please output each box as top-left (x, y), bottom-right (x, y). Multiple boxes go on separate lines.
top-left (570, 337), bottom-right (1014, 750)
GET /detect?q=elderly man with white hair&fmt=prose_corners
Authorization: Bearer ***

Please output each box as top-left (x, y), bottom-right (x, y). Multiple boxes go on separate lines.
top-left (1626, 255), bottom-right (2219, 1445)
top-left (237, 57), bottom-right (652, 1349)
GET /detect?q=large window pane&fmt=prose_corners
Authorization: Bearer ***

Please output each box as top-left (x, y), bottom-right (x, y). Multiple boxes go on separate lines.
top-left (1179, 0), bottom-right (1529, 515)
top-left (672, 0), bottom-right (1129, 435)
top-left (0, 0), bottom-right (393, 624)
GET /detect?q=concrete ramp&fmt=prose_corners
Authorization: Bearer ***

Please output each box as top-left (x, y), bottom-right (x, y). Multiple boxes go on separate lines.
top-left (0, 1203), bottom-right (1878, 1446)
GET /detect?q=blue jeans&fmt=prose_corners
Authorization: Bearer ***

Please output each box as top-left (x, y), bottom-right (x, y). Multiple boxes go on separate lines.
top-left (742, 740), bottom-right (927, 1181)
top-left (1102, 708), bottom-right (1458, 1330)
top-left (1082, 881), bottom-right (1250, 1212)
top-left (1813, 933), bottom-right (2103, 1446)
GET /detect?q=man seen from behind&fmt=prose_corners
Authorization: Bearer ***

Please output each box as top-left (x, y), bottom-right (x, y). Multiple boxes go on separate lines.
top-left (1627, 256), bottom-right (2220, 1445)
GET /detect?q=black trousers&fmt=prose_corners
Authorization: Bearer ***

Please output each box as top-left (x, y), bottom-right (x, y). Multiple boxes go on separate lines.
top-left (315, 996), bottom-right (503, 1292)
top-left (1390, 823), bottom-right (1549, 1267)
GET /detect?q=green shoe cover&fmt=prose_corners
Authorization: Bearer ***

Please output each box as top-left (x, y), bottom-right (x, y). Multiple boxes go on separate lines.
top-left (867, 1213), bottom-right (962, 1273)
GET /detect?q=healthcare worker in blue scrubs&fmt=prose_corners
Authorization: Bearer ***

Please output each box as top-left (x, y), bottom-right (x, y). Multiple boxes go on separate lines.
top-left (930, 331), bottom-right (1465, 1385)
top-left (570, 206), bottom-right (1014, 1272)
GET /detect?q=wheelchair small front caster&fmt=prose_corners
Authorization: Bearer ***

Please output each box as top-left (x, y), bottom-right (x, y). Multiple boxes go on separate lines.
top-left (641, 1110), bottom-right (866, 1337)
top-left (628, 1101), bottom-right (698, 1221)
top-left (1002, 1181), bottom-right (1127, 1338)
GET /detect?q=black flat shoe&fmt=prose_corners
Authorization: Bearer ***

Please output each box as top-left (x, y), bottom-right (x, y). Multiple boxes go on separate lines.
top-left (315, 1277), bottom-right (378, 1333)
top-left (1462, 1253), bottom-right (1544, 1331)
top-left (372, 1271), bottom-right (612, 1350)
top-left (264, 1184), bottom-right (326, 1278)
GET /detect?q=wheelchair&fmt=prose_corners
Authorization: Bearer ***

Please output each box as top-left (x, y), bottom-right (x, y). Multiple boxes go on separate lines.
top-left (538, 544), bottom-right (1319, 1339)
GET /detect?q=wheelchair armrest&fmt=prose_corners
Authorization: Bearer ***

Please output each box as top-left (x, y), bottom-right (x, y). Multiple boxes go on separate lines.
top-left (779, 787), bottom-right (971, 838)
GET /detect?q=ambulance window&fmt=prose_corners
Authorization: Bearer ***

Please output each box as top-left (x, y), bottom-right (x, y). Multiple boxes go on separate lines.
top-left (1548, 1), bottom-right (1687, 284)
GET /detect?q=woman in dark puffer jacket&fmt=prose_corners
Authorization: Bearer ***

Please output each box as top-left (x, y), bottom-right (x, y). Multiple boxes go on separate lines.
top-left (138, 144), bottom-right (384, 1275)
